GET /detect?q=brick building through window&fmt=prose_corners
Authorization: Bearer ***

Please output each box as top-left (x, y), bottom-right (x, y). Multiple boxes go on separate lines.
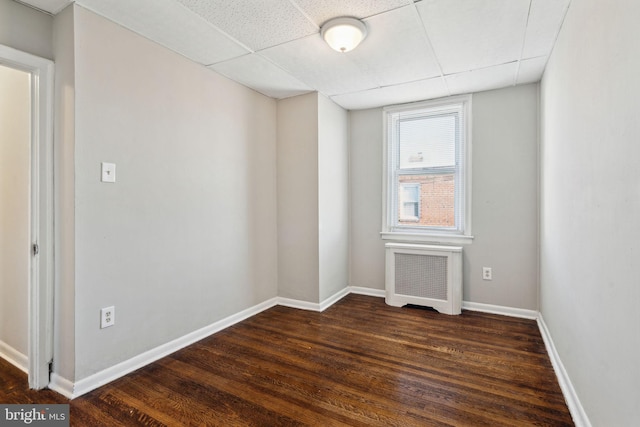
top-left (398, 174), bottom-right (455, 227)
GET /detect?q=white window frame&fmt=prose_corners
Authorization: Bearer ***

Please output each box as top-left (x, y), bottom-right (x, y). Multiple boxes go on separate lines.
top-left (381, 95), bottom-right (473, 245)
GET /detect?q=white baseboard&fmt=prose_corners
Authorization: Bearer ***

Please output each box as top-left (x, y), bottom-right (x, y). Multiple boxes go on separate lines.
top-left (537, 314), bottom-right (591, 427)
top-left (59, 287), bottom-right (367, 398)
top-left (61, 297), bottom-right (279, 399)
top-left (0, 340), bottom-right (28, 373)
top-left (48, 284), bottom-right (587, 427)
top-left (277, 297), bottom-right (322, 312)
top-left (349, 286), bottom-right (386, 298)
top-left (48, 373), bottom-right (74, 399)
top-left (319, 287), bottom-right (350, 311)
top-left (462, 301), bottom-right (539, 319)
top-left (276, 286), bottom-right (353, 312)
top-left (346, 290), bottom-right (539, 319)
top-left (277, 286), bottom-right (384, 312)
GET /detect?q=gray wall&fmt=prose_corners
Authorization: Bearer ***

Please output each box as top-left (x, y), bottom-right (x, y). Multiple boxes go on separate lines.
top-left (0, 0), bottom-right (53, 59)
top-left (277, 93), bottom-right (320, 302)
top-left (465, 85), bottom-right (539, 309)
top-left (349, 84), bottom-right (539, 310)
top-left (318, 95), bottom-right (349, 302)
top-left (52, 2), bottom-right (76, 384)
top-left (277, 92), bottom-right (349, 303)
top-left (349, 108), bottom-right (385, 290)
top-left (0, 64), bottom-right (30, 359)
top-left (540, 0), bottom-right (640, 424)
top-left (70, 5), bottom-right (278, 380)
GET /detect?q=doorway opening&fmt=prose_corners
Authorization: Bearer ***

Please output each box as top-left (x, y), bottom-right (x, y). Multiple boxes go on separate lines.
top-left (0, 44), bottom-right (54, 389)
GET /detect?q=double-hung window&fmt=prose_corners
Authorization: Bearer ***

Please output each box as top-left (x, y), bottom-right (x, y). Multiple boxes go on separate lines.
top-left (382, 95), bottom-right (472, 243)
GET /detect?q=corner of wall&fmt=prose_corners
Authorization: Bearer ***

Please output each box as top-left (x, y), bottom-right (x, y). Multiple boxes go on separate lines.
top-left (52, 2), bottom-right (77, 383)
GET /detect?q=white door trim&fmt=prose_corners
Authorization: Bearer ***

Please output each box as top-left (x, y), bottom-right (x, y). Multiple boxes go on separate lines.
top-left (0, 44), bottom-right (54, 389)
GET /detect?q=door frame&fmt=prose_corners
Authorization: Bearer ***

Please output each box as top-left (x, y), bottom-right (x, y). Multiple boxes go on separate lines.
top-left (0, 44), bottom-right (54, 389)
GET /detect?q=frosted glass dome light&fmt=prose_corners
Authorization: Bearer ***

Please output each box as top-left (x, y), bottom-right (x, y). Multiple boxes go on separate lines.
top-left (321, 17), bottom-right (368, 53)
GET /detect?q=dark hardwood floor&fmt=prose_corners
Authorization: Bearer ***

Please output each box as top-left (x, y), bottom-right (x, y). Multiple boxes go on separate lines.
top-left (1, 294), bottom-right (573, 426)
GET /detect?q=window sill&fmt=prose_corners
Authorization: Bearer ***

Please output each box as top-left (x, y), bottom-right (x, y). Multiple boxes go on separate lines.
top-left (380, 231), bottom-right (474, 245)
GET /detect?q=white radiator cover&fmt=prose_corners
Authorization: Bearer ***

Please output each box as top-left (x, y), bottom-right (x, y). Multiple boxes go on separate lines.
top-left (385, 243), bottom-right (463, 315)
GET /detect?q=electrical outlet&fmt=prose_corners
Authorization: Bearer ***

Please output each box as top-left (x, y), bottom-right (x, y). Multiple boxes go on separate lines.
top-left (101, 306), bottom-right (115, 328)
top-left (482, 267), bottom-right (492, 281)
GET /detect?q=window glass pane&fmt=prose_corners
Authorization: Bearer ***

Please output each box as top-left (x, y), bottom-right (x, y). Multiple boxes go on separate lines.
top-left (399, 114), bottom-right (456, 169)
top-left (398, 175), bottom-right (455, 227)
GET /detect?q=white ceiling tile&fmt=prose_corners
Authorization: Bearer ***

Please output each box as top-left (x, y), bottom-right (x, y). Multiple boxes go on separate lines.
top-left (522, 0), bottom-right (571, 59)
top-left (445, 62), bottom-right (519, 96)
top-left (18, 0), bottom-right (72, 14)
top-left (177, 0), bottom-right (318, 51)
top-left (261, 35), bottom-right (380, 96)
top-left (348, 6), bottom-right (441, 86)
top-left (55, 0), bottom-right (567, 108)
top-left (331, 76), bottom-right (449, 110)
top-left (77, 0), bottom-right (249, 65)
top-left (417, 0), bottom-right (529, 74)
top-left (517, 56), bottom-right (547, 85)
top-left (294, 0), bottom-right (410, 26)
top-left (209, 54), bottom-right (313, 99)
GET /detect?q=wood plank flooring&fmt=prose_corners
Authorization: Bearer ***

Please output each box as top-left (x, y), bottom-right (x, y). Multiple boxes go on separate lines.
top-left (0, 294), bottom-right (573, 426)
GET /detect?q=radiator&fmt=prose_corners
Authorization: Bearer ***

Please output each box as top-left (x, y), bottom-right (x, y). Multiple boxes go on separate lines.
top-left (385, 243), bottom-right (463, 315)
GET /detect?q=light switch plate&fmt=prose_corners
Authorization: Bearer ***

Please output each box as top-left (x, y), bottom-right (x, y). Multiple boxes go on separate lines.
top-left (101, 162), bottom-right (116, 183)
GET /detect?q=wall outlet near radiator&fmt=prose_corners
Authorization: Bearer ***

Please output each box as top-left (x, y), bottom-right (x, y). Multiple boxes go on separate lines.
top-left (482, 267), bottom-right (492, 281)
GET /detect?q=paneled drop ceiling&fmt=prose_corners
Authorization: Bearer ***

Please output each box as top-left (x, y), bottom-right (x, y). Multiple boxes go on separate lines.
top-left (18, 0), bottom-right (571, 110)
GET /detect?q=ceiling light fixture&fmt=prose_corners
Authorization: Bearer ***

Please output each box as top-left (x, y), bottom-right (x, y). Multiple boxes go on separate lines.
top-left (321, 17), bottom-right (368, 53)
